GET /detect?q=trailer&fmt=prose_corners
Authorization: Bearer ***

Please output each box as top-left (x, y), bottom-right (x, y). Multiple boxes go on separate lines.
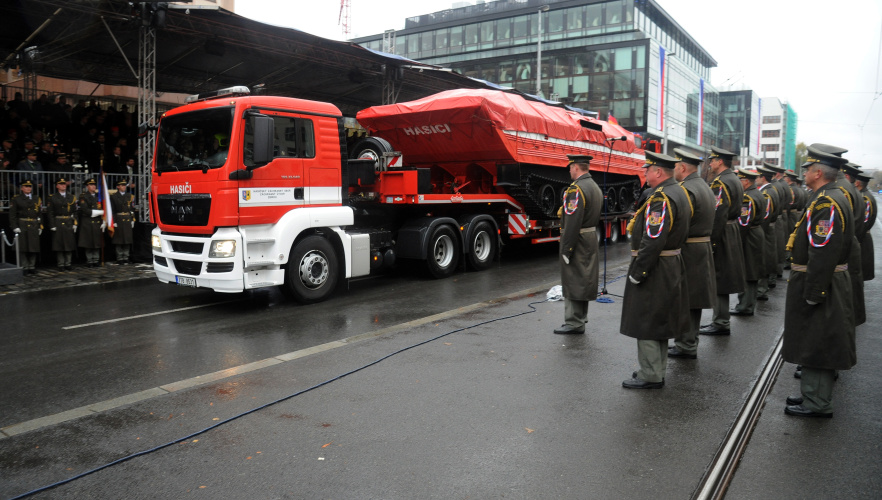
top-left (149, 87), bottom-right (645, 302)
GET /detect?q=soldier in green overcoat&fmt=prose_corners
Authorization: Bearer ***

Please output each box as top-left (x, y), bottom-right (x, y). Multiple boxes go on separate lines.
top-left (110, 179), bottom-right (136, 264)
top-left (767, 165), bottom-right (792, 282)
top-left (46, 178), bottom-right (78, 270)
top-left (731, 168), bottom-right (766, 315)
top-left (783, 147), bottom-right (855, 418)
top-left (700, 147), bottom-right (745, 335)
top-left (620, 152), bottom-right (690, 389)
top-left (668, 148), bottom-right (716, 359)
top-left (8, 179), bottom-right (43, 274)
top-left (554, 155), bottom-right (603, 334)
top-left (78, 178), bottom-right (106, 266)
top-left (756, 165), bottom-right (781, 300)
top-left (854, 172), bottom-right (876, 281)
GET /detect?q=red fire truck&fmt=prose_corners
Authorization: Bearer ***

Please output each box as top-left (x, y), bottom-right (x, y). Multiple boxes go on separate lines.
top-left (149, 86), bottom-right (645, 302)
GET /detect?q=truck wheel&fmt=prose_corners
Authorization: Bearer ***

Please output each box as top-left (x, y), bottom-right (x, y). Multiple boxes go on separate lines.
top-left (426, 225), bottom-right (460, 279)
top-left (350, 137), bottom-right (394, 171)
top-left (284, 236), bottom-right (338, 303)
top-left (538, 184), bottom-right (558, 217)
top-left (467, 221), bottom-right (497, 271)
top-left (607, 222), bottom-right (621, 243)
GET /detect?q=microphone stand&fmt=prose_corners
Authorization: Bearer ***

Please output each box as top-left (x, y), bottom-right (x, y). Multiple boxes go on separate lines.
top-left (597, 135), bottom-right (626, 302)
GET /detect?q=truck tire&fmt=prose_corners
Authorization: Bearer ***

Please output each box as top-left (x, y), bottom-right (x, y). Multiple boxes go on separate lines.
top-left (284, 235), bottom-right (338, 303)
top-left (426, 224), bottom-right (460, 279)
top-left (606, 221), bottom-right (621, 243)
top-left (538, 184), bottom-right (558, 218)
top-left (466, 221), bottom-right (497, 271)
top-left (350, 137), bottom-right (394, 171)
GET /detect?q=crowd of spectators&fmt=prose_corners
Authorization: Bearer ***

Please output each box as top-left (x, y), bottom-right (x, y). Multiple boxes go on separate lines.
top-left (1, 91), bottom-right (141, 185)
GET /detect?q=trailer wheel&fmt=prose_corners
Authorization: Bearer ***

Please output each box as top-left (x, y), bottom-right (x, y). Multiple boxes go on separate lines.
top-left (538, 184), bottom-right (559, 217)
top-left (426, 225), bottom-right (460, 279)
top-left (350, 137), bottom-right (394, 172)
top-left (283, 236), bottom-right (338, 303)
top-left (467, 221), bottom-right (497, 271)
top-left (607, 222), bottom-right (621, 243)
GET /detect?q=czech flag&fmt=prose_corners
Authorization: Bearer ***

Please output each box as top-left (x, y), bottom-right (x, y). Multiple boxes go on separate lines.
top-left (100, 169), bottom-right (114, 237)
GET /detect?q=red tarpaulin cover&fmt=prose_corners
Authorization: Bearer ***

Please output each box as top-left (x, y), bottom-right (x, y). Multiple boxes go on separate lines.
top-left (356, 89), bottom-right (644, 179)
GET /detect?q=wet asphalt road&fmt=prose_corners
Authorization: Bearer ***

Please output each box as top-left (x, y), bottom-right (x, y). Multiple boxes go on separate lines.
top-left (1, 227), bottom-right (880, 499)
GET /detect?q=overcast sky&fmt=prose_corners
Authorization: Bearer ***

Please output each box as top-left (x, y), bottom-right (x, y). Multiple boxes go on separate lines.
top-left (236, 0), bottom-right (882, 169)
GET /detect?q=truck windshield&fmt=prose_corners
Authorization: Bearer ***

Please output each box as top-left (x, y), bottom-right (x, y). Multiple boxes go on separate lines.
top-left (155, 107), bottom-right (234, 172)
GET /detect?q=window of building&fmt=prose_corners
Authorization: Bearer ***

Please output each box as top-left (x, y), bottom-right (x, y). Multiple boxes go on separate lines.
top-left (614, 47), bottom-right (632, 71)
top-left (586, 4), bottom-right (603, 30)
top-left (421, 32), bottom-right (433, 52)
top-left (762, 143), bottom-right (780, 152)
top-left (762, 129), bottom-right (780, 138)
top-left (765, 158), bottom-right (779, 165)
top-left (515, 60), bottom-right (533, 81)
top-left (499, 62), bottom-right (514, 83)
top-left (548, 9), bottom-right (565, 39)
top-left (407, 34), bottom-right (419, 54)
top-left (480, 21), bottom-right (495, 44)
top-left (435, 29), bottom-right (449, 49)
top-left (566, 6), bottom-right (584, 31)
top-left (395, 35), bottom-right (406, 55)
top-left (465, 23), bottom-right (479, 46)
top-left (762, 115), bottom-right (781, 124)
top-left (497, 18), bottom-right (512, 40)
top-left (450, 26), bottom-right (463, 47)
top-left (513, 15), bottom-right (529, 39)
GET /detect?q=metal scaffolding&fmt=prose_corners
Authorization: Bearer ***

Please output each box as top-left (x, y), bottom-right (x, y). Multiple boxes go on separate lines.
top-left (137, 25), bottom-right (157, 223)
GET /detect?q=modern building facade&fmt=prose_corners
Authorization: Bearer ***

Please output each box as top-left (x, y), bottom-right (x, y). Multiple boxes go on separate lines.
top-left (718, 89), bottom-right (760, 164)
top-left (758, 97), bottom-right (799, 171)
top-left (353, 0), bottom-right (720, 152)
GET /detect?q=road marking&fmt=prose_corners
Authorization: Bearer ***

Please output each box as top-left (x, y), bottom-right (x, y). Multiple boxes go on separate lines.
top-left (2, 282), bottom-right (558, 439)
top-left (62, 300), bottom-right (242, 330)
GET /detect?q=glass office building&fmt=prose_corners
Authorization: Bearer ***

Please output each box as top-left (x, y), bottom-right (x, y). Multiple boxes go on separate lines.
top-left (354, 0), bottom-right (719, 151)
top-left (718, 89), bottom-right (760, 161)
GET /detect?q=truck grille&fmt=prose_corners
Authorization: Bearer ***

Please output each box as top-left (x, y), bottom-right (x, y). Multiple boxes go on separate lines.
top-left (171, 241), bottom-right (205, 254)
top-left (156, 194), bottom-right (211, 226)
top-left (172, 259), bottom-right (203, 276)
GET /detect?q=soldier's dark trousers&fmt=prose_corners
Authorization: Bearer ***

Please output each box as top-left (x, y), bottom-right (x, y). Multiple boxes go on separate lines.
top-left (84, 248), bottom-right (99, 264)
top-left (674, 309), bottom-right (701, 355)
top-left (800, 366), bottom-right (835, 414)
top-left (710, 294), bottom-right (731, 329)
top-left (56, 251), bottom-right (72, 267)
top-left (637, 340), bottom-right (668, 383)
top-left (563, 299), bottom-right (589, 330)
top-left (735, 281), bottom-right (758, 314)
top-left (757, 277), bottom-right (770, 299)
top-left (22, 252), bottom-right (37, 270)
top-left (115, 244), bottom-right (131, 262)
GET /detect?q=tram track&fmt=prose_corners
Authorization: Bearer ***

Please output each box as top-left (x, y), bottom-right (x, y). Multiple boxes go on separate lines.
top-left (692, 330), bottom-right (785, 500)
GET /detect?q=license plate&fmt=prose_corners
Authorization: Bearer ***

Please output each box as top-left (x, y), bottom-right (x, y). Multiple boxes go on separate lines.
top-left (176, 276), bottom-right (196, 287)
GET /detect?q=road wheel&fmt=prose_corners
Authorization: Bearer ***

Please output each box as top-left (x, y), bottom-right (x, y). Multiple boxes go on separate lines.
top-left (284, 235), bottom-right (338, 303)
top-left (607, 222), bottom-right (621, 243)
top-left (538, 184), bottom-right (558, 217)
top-left (350, 137), bottom-right (394, 172)
top-left (466, 221), bottom-right (497, 271)
top-left (426, 225), bottom-right (460, 279)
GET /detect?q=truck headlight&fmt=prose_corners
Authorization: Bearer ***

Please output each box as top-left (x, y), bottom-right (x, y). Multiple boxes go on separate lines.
top-left (209, 240), bottom-right (236, 258)
top-left (152, 235), bottom-right (161, 250)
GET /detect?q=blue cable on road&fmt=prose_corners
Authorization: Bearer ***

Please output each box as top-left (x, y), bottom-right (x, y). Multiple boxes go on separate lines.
top-left (8, 296), bottom-right (555, 500)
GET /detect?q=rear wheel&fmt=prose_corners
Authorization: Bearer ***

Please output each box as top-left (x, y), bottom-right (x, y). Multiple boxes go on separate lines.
top-left (538, 184), bottom-right (558, 217)
top-left (283, 235), bottom-right (338, 303)
top-left (466, 221), bottom-right (497, 271)
top-left (606, 221), bottom-right (621, 243)
top-left (350, 137), bottom-right (394, 172)
top-left (426, 225), bottom-right (460, 279)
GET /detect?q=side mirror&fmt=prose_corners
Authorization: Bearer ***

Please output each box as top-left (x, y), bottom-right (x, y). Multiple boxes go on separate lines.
top-left (249, 114), bottom-right (274, 169)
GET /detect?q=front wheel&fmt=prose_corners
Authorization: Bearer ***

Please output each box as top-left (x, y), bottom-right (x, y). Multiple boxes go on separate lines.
top-left (283, 235), bottom-right (338, 304)
top-left (426, 225), bottom-right (460, 279)
top-left (466, 221), bottom-right (497, 271)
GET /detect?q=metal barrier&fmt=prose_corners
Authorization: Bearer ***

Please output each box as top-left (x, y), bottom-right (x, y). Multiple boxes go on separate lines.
top-left (0, 169), bottom-right (151, 222)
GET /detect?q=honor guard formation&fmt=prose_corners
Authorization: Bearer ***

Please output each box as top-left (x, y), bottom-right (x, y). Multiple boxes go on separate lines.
top-left (555, 145), bottom-right (875, 418)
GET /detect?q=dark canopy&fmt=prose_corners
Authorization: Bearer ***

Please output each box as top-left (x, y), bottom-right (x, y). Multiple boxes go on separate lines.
top-left (0, 0), bottom-right (489, 115)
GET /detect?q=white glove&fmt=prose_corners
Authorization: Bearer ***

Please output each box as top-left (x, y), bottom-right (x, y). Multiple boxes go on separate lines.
top-left (131, 220), bottom-right (136, 228)
top-left (113, 223), bottom-right (118, 228)
top-left (100, 222), bottom-right (107, 232)
top-left (806, 299), bottom-right (818, 305)
top-left (629, 275), bottom-right (640, 285)
top-left (13, 228), bottom-right (21, 234)
top-left (73, 225), bottom-right (78, 233)
top-left (38, 229), bottom-right (42, 236)
top-left (51, 227), bottom-right (57, 231)
top-left (91, 209), bottom-right (103, 217)
top-left (561, 254), bottom-right (570, 265)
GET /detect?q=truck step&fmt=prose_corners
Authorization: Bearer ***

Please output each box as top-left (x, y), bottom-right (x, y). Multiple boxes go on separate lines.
top-left (246, 238), bottom-right (276, 244)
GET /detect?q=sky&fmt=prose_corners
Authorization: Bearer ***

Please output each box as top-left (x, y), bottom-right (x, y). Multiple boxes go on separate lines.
top-left (236, 0), bottom-right (882, 170)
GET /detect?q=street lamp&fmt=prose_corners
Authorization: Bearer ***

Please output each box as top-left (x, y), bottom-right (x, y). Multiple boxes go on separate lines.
top-left (662, 51), bottom-right (675, 154)
top-left (536, 5), bottom-right (549, 97)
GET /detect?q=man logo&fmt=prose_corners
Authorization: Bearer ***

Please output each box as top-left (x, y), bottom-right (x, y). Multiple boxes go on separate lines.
top-left (242, 190), bottom-right (251, 201)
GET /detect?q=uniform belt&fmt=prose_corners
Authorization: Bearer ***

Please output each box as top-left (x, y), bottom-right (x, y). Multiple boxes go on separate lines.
top-left (726, 219), bottom-right (738, 225)
top-left (686, 236), bottom-right (711, 243)
top-left (117, 212), bottom-right (131, 215)
top-left (790, 264), bottom-right (848, 273)
top-left (55, 215), bottom-right (73, 218)
top-left (19, 218), bottom-right (38, 221)
top-left (580, 227), bottom-right (596, 233)
top-left (631, 248), bottom-right (682, 257)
